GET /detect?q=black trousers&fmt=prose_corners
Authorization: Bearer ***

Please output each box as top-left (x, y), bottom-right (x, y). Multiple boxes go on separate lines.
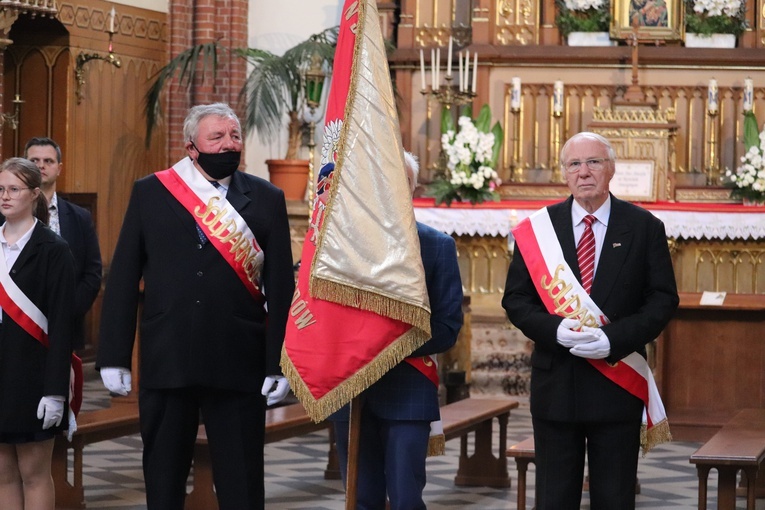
top-left (532, 416), bottom-right (641, 510)
top-left (139, 386), bottom-right (266, 510)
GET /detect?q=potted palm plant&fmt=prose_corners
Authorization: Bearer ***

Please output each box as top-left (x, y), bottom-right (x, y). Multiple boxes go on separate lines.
top-left (145, 27), bottom-right (338, 199)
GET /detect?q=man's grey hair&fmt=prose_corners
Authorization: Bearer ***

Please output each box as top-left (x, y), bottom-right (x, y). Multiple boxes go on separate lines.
top-left (183, 103), bottom-right (242, 144)
top-left (404, 151), bottom-right (419, 194)
top-left (560, 132), bottom-right (616, 168)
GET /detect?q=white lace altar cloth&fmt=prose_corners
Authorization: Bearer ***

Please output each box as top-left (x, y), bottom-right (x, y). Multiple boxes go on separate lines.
top-left (412, 199), bottom-right (765, 240)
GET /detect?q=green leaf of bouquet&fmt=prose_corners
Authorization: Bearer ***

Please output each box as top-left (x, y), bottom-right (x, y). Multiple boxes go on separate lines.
top-left (490, 120), bottom-right (504, 168)
top-left (475, 104), bottom-right (492, 133)
top-left (743, 110), bottom-right (759, 150)
top-left (441, 106), bottom-right (454, 134)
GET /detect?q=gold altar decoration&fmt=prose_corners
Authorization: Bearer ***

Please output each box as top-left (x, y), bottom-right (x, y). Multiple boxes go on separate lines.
top-left (589, 107), bottom-right (679, 202)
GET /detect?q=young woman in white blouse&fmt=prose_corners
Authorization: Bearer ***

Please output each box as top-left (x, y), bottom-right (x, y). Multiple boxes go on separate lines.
top-left (0, 157), bottom-right (75, 510)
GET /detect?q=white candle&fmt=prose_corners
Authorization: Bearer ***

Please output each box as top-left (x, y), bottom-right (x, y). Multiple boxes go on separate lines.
top-left (447, 36), bottom-right (453, 77)
top-left (419, 49), bottom-right (426, 91)
top-left (463, 50), bottom-right (470, 94)
top-left (708, 78), bottom-right (718, 114)
top-left (458, 52), bottom-right (464, 92)
top-left (110, 7), bottom-right (116, 33)
top-left (511, 77), bottom-right (522, 109)
top-left (743, 77), bottom-right (754, 111)
top-left (553, 80), bottom-right (564, 115)
top-left (471, 52), bottom-right (478, 93)
top-left (435, 48), bottom-right (440, 89)
top-left (431, 49), bottom-right (436, 90)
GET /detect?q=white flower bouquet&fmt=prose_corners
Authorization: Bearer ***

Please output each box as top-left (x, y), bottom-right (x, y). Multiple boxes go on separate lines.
top-left (555, 0), bottom-right (610, 36)
top-left (427, 104), bottom-right (503, 206)
top-left (726, 111), bottom-right (765, 204)
top-left (685, 0), bottom-right (747, 35)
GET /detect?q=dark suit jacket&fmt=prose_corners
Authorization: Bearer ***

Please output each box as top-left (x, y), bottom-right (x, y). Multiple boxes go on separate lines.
top-left (96, 168), bottom-right (295, 391)
top-left (0, 222), bottom-right (75, 433)
top-left (334, 222), bottom-right (464, 422)
top-left (57, 197), bottom-right (102, 349)
top-left (502, 195), bottom-right (679, 423)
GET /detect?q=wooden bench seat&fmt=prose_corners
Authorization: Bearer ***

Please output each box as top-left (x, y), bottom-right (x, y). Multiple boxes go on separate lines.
top-left (507, 436), bottom-right (536, 510)
top-left (53, 403), bottom-right (141, 509)
top-left (441, 397), bottom-right (518, 488)
top-left (187, 397), bottom-right (519, 509)
top-left (690, 408), bottom-right (765, 510)
top-left (185, 402), bottom-right (330, 510)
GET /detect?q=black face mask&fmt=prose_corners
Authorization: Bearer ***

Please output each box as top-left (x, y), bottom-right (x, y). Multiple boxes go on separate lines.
top-left (191, 143), bottom-right (241, 180)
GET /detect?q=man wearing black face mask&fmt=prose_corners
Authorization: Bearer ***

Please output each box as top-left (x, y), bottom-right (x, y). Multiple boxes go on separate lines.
top-left (96, 103), bottom-right (295, 510)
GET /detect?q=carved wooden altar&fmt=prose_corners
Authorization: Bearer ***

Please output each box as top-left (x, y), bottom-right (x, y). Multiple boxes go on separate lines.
top-left (588, 106), bottom-right (678, 202)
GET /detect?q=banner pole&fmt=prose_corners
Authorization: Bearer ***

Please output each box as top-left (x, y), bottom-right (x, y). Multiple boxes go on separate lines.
top-left (345, 396), bottom-right (362, 509)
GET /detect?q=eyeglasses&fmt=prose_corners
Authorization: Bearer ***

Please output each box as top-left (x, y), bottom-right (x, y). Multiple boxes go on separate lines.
top-left (563, 158), bottom-right (609, 173)
top-left (0, 186), bottom-right (31, 198)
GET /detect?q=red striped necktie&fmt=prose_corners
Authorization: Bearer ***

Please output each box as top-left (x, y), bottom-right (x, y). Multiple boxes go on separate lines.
top-left (577, 214), bottom-right (596, 294)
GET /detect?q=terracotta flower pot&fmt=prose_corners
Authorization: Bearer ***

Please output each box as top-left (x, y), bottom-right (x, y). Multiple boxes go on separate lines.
top-left (266, 159), bottom-right (310, 201)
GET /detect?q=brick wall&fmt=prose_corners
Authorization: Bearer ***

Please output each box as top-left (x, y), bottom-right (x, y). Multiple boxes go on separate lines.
top-left (166, 0), bottom-right (247, 165)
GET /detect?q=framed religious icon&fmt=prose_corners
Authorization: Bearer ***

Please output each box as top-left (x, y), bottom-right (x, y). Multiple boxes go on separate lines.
top-left (611, 160), bottom-right (657, 202)
top-left (610, 0), bottom-right (684, 42)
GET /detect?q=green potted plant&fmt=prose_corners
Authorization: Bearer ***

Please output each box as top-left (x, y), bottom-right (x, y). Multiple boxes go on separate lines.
top-left (555, 0), bottom-right (612, 46)
top-left (145, 27), bottom-right (338, 199)
top-left (684, 0), bottom-right (747, 47)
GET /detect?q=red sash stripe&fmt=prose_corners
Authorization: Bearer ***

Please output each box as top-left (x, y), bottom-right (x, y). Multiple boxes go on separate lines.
top-left (405, 356), bottom-right (439, 387)
top-left (0, 284), bottom-right (48, 345)
top-left (155, 167), bottom-right (265, 304)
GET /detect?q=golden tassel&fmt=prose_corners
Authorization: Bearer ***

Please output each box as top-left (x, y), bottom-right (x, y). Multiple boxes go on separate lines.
top-left (427, 434), bottom-right (446, 457)
top-left (641, 419), bottom-right (673, 456)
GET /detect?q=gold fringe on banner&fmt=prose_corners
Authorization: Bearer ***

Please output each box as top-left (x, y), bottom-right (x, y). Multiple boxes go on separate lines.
top-left (641, 419), bottom-right (672, 456)
top-left (310, 276), bottom-right (431, 334)
top-left (281, 325), bottom-right (430, 423)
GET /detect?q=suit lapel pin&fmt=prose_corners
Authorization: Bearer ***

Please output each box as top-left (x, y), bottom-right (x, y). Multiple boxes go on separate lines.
top-left (612, 242), bottom-right (622, 248)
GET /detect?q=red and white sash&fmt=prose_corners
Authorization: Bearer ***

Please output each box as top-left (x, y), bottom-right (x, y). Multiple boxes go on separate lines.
top-left (405, 355), bottom-right (445, 456)
top-left (156, 159), bottom-right (266, 305)
top-left (513, 208), bottom-right (671, 453)
top-left (0, 239), bottom-right (82, 416)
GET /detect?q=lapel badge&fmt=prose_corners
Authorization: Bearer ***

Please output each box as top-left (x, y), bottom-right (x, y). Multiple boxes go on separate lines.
top-left (612, 242), bottom-right (622, 248)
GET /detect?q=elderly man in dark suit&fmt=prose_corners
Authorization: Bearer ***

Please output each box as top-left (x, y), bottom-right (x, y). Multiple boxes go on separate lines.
top-left (24, 137), bottom-right (102, 351)
top-left (331, 152), bottom-right (463, 510)
top-left (96, 103), bottom-right (295, 510)
top-left (502, 132), bottom-right (679, 510)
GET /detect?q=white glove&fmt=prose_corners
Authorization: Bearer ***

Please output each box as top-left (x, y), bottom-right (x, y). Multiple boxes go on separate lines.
top-left (37, 396), bottom-right (65, 430)
top-left (100, 367), bottom-right (132, 396)
top-left (66, 408), bottom-right (78, 441)
top-left (556, 318), bottom-right (584, 348)
top-left (261, 375), bottom-right (290, 406)
top-left (569, 327), bottom-right (611, 359)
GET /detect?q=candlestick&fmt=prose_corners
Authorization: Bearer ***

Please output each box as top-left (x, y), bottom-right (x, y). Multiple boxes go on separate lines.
top-left (109, 7), bottom-right (116, 33)
top-left (463, 51), bottom-right (469, 95)
top-left (743, 77), bottom-right (754, 112)
top-left (458, 52), bottom-right (464, 92)
top-left (553, 80), bottom-right (564, 115)
top-left (708, 78), bottom-right (718, 115)
top-left (511, 77), bottom-right (521, 109)
top-left (419, 49), bottom-right (426, 91)
top-left (430, 49), bottom-right (436, 90)
top-left (446, 36), bottom-right (453, 78)
top-left (435, 48), bottom-right (440, 89)
top-left (471, 52), bottom-right (478, 93)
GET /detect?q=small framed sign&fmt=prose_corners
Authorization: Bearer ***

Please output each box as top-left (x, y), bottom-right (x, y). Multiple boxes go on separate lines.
top-left (611, 160), bottom-right (657, 202)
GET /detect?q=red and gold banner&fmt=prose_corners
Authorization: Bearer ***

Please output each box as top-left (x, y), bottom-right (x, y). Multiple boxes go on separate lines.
top-left (281, 0), bottom-right (431, 422)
